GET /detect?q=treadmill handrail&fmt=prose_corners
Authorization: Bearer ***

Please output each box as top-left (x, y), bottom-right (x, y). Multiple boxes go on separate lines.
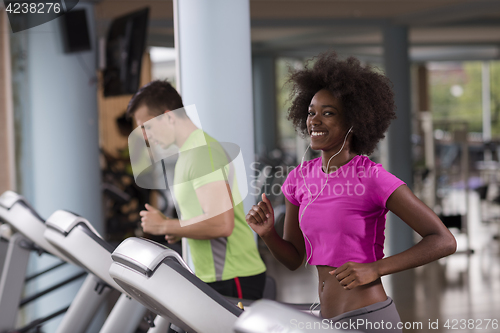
top-left (77, 224), bottom-right (115, 253)
top-left (45, 210), bottom-right (101, 238)
top-left (111, 237), bottom-right (243, 318)
top-left (0, 191), bottom-right (45, 222)
top-left (111, 237), bottom-right (193, 275)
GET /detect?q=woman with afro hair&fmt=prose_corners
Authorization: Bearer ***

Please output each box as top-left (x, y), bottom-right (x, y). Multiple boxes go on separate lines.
top-left (246, 52), bottom-right (456, 332)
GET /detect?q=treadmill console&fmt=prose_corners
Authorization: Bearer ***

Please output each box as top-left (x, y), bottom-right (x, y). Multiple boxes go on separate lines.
top-left (0, 191), bottom-right (21, 209)
top-left (111, 237), bottom-right (193, 277)
top-left (46, 210), bottom-right (101, 237)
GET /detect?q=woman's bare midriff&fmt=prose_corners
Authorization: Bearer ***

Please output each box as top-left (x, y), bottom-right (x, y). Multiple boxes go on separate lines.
top-left (317, 265), bottom-right (387, 319)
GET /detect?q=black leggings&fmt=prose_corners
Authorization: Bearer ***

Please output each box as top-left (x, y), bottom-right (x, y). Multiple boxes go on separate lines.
top-left (207, 272), bottom-right (266, 300)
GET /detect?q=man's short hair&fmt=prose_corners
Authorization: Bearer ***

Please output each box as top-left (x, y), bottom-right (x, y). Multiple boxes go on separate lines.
top-left (126, 80), bottom-right (186, 118)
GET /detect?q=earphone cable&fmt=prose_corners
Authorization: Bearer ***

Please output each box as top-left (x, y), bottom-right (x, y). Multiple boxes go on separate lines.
top-left (299, 126), bottom-right (352, 267)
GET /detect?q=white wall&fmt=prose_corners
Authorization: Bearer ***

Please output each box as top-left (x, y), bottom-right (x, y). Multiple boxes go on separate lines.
top-left (12, 3), bottom-right (103, 331)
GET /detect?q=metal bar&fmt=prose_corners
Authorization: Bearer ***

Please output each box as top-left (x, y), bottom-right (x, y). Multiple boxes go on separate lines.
top-left (14, 306), bottom-right (69, 333)
top-left (0, 233), bottom-right (31, 331)
top-left (99, 293), bottom-right (147, 333)
top-left (25, 261), bottom-right (66, 282)
top-left (56, 274), bottom-right (114, 333)
top-left (20, 271), bottom-right (86, 307)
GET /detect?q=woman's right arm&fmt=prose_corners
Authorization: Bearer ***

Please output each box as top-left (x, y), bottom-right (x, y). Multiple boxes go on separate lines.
top-left (246, 194), bottom-right (306, 270)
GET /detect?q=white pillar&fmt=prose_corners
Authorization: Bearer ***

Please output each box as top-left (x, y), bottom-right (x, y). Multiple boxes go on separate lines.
top-left (174, 0), bottom-right (255, 212)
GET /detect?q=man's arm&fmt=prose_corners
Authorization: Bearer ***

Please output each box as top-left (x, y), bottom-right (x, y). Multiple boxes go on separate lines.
top-left (140, 181), bottom-right (234, 239)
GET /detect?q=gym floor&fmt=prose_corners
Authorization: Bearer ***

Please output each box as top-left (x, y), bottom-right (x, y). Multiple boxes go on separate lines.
top-left (261, 191), bottom-right (500, 332)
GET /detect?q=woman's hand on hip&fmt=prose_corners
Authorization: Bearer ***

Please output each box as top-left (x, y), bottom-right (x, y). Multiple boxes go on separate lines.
top-left (330, 261), bottom-right (380, 290)
top-left (246, 193), bottom-right (275, 237)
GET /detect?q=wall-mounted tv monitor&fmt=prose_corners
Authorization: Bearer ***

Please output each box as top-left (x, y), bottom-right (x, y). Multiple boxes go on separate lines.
top-left (103, 8), bottom-right (149, 97)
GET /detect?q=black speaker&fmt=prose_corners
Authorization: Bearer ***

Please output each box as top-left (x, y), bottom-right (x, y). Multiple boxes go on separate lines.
top-left (60, 9), bottom-right (91, 53)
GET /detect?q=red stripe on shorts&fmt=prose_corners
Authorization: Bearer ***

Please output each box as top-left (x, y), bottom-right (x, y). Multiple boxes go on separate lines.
top-left (234, 277), bottom-right (243, 299)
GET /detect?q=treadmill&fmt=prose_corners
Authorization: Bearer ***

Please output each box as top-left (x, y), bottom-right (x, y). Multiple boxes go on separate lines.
top-left (109, 237), bottom-right (362, 333)
top-left (44, 209), bottom-right (151, 333)
top-left (0, 191), bottom-right (85, 332)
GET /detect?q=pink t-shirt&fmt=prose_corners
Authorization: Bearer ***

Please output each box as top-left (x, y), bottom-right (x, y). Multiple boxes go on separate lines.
top-left (281, 155), bottom-right (405, 268)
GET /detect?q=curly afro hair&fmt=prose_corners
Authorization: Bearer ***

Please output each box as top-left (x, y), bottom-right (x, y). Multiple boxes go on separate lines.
top-left (287, 51), bottom-right (396, 156)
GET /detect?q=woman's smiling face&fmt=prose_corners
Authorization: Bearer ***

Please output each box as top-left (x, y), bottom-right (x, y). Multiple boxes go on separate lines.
top-left (307, 89), bottom-right (351, 152)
